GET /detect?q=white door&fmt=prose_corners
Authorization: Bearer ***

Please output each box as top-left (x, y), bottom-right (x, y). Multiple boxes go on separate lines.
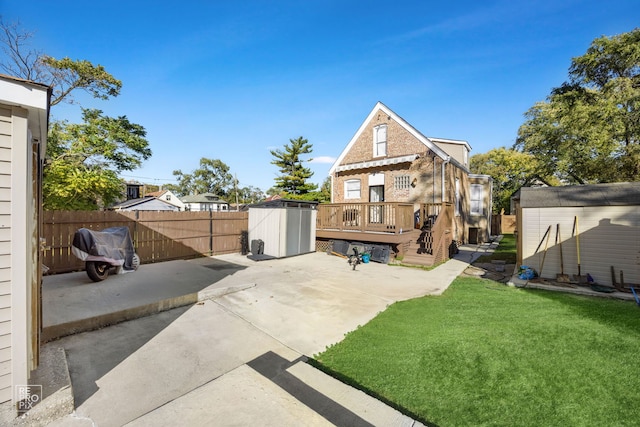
top-left (369, 185), bottom-right (384, 223)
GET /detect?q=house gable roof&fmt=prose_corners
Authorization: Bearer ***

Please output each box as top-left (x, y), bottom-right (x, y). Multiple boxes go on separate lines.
top-left (329, 101), bottom-right (467, 174)
top-left (146, 190), bottom-right (167, 198)
top-left (181, 193), bottom-right (228, 203)
top-left (110, 196), bottom-right (179, 211)
top-left (519, 182), bottom-right (640, 208)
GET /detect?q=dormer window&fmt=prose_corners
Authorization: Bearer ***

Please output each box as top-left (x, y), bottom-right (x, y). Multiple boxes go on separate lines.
top-left (373, 124), bottom-right (387, 157)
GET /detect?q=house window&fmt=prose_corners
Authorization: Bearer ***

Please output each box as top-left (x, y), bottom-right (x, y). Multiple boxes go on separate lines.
top-left (344, 179), bottom-right (361, 199)
top-left (470, 184), bottom-right (483, 215)
top-left (373, 125), bottom-right (387, 157)
top-left (166, 194), bottom-right (171, 201)
top-left (394, 175), bottom-right (411, 190)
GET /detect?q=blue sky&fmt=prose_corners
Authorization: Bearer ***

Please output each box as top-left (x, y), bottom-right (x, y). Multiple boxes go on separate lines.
top-left (1, 1), bottom-right (638, 191)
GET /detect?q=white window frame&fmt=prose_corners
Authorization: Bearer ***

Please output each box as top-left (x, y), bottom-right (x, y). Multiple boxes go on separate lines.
top-left (344, 179), bottom-right (361, 199)
top-left (373, 124), bottom-right (387, 157)
top-left (470, 184), bottom-right (483, 216)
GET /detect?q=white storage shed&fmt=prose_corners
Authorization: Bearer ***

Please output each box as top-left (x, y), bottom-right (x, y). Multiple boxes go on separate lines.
top-left (513, 183), bottom-right (640, 287)
top-left (0, 75), bottom-right (50, 408)
top-left (248, 199), bottom-right (318, 259)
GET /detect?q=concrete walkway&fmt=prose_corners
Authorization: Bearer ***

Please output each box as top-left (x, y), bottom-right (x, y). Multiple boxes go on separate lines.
top-left (26, 242), bottom-right (497, 426)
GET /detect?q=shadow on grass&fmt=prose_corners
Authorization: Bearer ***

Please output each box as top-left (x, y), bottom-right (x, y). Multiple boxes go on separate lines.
top-left (519, 287), bottom-right (640, 337)
top-left (306, 358), bottom-right (440, 427)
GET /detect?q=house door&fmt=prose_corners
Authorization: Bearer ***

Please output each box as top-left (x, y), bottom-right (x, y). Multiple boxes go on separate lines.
top-left (369, 185), bottom-right (384, 223)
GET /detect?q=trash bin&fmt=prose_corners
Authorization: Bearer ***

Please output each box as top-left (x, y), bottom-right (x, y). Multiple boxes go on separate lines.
top-left (251, 239), bottom-right (264, 255)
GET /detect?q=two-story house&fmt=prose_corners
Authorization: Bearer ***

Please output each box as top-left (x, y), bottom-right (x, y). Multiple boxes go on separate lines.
top-left (180, 193), bottom-right (230, 212)
top-left (318, 102), bottom-right (492, 265)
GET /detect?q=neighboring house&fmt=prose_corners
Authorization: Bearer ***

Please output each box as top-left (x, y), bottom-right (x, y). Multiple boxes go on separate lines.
top-left (125, 182), bottom-right (143, 200)
top-left (181, 193), bottom-right (230, 212)
top-left (322, 101), bottom-right (492, 264)
top-left (145, 190), bottom-right (185, 211)
top-left (0, 75), bottom-right (51, 409)
top-left (512, 182), bottom-right (640, 287)
top-left (110, 196), bottom-right (180, 211)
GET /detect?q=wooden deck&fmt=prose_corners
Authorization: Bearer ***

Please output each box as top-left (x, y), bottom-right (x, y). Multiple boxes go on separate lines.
top-left (316, 202), bottom-right (454, 267)
top-left (316, 202), bottom-right (414, 234)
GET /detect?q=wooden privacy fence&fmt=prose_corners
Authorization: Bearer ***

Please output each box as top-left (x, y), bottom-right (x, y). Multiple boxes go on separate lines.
top-left (491, 214), bottom-right (516, 235)
top-left (43, 210), bottom-right (248, 274)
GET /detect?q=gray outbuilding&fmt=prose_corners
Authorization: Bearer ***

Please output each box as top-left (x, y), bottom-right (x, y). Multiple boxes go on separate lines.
top-left (512, 182), bottom-right (640, 287)
top-left (248, 199), bottom-right (318, 259)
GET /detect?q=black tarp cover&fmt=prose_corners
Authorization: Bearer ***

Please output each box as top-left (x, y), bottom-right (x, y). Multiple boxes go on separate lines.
top-left (72, 227), bottom-right (136, 270)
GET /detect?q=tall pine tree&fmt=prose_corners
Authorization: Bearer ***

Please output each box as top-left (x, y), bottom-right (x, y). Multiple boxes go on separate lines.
top-left (270, 137), bottom-right (317, 196)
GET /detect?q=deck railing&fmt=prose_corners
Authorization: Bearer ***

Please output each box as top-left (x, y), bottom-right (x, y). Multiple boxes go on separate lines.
top-left (316, 202), bottom-right (414, 234)
top-left (427, 202), bottom-right (454, 264)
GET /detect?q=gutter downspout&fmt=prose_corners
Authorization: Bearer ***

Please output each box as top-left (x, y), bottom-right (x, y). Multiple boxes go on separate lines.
top-left (441, 156), bottom-right (450, 203)
top-left (432, 156), bottom-right (436, 204)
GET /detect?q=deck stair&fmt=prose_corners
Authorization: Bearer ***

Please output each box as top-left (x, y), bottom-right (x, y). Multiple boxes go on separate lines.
top-left (400, 228), bottom-right (436, 267)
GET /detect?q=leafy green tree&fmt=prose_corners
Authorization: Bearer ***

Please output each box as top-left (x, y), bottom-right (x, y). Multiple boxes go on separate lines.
top-left (1, 19), bottom-right (149, 210)
top-left (236, 185), bottom-right (265, 204)
top-left (270, 136), bottom-right (318, 195)
top-left (470, 148), bottom-right (556, 214)
top-left (285, 176), bottom-right (331, 203)
top-left (168, 158), bottom-right (234, 197)
top-left (516, 28), bottom-right (640, 183)
top-left (44, 110), bottom-right (151, 210)
top-left (0, 19), bottom-right (121, 106)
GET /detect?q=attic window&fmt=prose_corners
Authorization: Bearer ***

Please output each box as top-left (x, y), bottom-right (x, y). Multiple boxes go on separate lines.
top-left (373, 125), bottom-right (387, 157)
top-left (166, 194), bottom-right (171, 200)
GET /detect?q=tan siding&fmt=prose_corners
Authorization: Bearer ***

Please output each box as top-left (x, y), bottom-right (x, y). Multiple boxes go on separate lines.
top-left (0, 147), bottom-right (10, 162)
top-left (0, 360), bottom-right (9, 377)
top-left (0, 255), bottom-right (9, 269)
top-left (0, 161), bottom-right (10, 175)
top-left (0, 382), bottom-right (10, 403)
top-left (0, 282), bottom-right (9, 295)
top-left (0, 308), bottom-right (9, 323)
top-left (0, 121), bottom-right (10, 137)
top-left (0, 321), bottom-right (9, 336)
top-left (0, 360), bottom-right (11, 376)
top-left (0, 334), bottom-right (10, 349)
top-left (521, 206), bottom-right (640, 285)
top-left (0, 373), bottom-right (10, 391)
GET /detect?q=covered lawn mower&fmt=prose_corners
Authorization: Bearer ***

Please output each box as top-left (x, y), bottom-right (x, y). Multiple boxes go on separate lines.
top-left (72, 227), bottom-right (140, 282)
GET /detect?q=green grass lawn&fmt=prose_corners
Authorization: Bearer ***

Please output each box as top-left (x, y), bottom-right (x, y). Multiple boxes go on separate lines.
top-left (313, 277), bottom-right (640, 426)
top-left (474, 233), bottom-right (517, 264)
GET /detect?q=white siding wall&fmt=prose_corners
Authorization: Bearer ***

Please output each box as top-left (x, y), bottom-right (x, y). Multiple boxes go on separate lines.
top-left (249, 208), bottom-right (284, 257)
top-left (0, 107), bottom-right (12, 403)
top-left (521, 206), bottom-right (640, 286)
